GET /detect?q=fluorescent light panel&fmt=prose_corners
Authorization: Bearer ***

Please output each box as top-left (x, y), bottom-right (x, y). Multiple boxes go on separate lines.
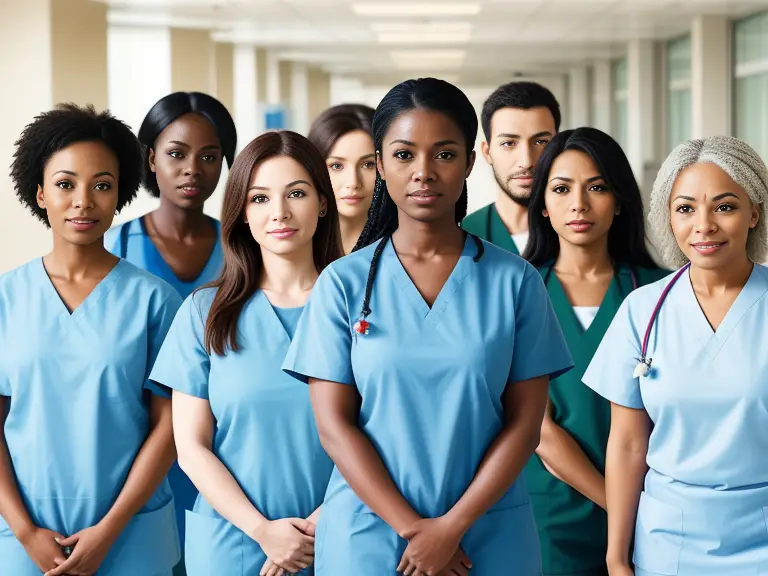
top-left (389, 49), bottom-right (466, 70)
top-left (352, 3), bottom-right (481, 16)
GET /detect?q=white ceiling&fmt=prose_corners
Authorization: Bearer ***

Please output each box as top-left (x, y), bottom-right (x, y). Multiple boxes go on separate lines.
top-left (101, 0), bottom-right (768, 84)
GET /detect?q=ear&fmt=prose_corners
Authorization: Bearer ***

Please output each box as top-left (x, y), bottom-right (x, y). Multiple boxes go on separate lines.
top-left (319, 195), bottom-right (328, 217)
top-left (376, 151), bottom-right (386, 181)
top-left (750, 204), bottom-right (760, 229)
top-left (465, 150), bottom-right (476, 179)
top-left (36, 184), bottom-right (46, 210)
top-left (542, 208), bottom-right (549, 218)
top-left (148, 148), bottom-right (157, 173)
top-left (481, 141), bottom-right (492, 166)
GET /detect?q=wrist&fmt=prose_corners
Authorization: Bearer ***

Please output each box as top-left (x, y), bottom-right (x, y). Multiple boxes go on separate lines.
top-left (606, 553), bottom-right (630, 568)
top-left (442, 508), bottom-right (472, 537)
top-left (250, 516), bottom-right (270, 543)
top-left (13, 520), bottom-right (37, 545)
top-left (394, 511), bottom-right (423, 539)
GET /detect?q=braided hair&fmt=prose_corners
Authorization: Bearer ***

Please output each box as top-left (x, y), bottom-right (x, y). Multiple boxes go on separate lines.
top-left (351, 78), bottom-right (485, 334)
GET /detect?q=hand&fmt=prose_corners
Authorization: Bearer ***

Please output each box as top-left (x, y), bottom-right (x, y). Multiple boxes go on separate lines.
top-left (397, 517), bottom-right (466, 576)
top-left (43, 523), bottom-right (119, 576)
top-left (18, 527), bottom-right (67, 573)
top-left (253, 518), bottom-right (315, 574)
top-left (606, 559), bottom-right (634, 576)
top-left (259, 558), bottom-right (286, 576)
top-left (438, 547), bottom-right (472, 575)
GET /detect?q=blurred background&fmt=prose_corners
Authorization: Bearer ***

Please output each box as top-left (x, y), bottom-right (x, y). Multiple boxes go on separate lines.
top-left (1, 0), bottom-right (767, 273)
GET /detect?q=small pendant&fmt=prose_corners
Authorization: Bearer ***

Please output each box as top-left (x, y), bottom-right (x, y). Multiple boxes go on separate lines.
top-left (353, 319), bottom-right (370, 335)
top-left (633, 358), bottom-right (651, 378)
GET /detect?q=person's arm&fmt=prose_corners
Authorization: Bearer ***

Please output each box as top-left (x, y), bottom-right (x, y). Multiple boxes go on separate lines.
top-left (536, 400), bottom-right (606, 510)
top-left (308, 380), bottom-right (421, 537)
top-left (604, 403), bottom-right (650, 573)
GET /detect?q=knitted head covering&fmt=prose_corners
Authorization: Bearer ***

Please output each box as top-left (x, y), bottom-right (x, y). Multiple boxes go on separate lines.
top-left (649, 135), bottom-right (768, 268)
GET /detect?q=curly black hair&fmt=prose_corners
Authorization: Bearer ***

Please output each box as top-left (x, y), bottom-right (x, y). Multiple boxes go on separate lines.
top-left (10, 103), bottom-right (143, 227)
top-left (138, 92), bottom-right (237, 197)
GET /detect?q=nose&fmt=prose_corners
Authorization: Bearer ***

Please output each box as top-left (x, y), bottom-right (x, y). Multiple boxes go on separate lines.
top-left (271, 196), bottom-right (290, 222)
top-left (183, 155), bottom-right (202, 177)
top-left (694, 209), bottom-right (717, 234)
top-left (570, 187), bottom-right (589, 213)
top-left (346, 167), bottom-right (361, 190)
top-left (412, 155), bottom-right (436, 183)
top-left (72, 185), bottom-right (95, 210)
top-left (518, 142), bottom-right (534, 169)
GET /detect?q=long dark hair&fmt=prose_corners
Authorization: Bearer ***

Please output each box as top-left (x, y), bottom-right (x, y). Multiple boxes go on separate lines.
top-left (205, 131), bottom-right (344, 355)
top-left (307, 104), bottom-right (374, 159)
top-left (350, 78), bottom-right (484, 329)
top-left (353, 78), bottom-right (479, 250)
top-left (138, 92), bottom-right (237, 196)
top-left (523, 127), bottom-right (656, 269)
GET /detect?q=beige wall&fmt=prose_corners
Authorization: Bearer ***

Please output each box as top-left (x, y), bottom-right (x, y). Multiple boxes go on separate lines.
top-left (307, 67), bottom-right (331, 125)
top-left (171, 28), bottom-right (214, 94)
top-left (280, 61), bottom-right (292, 105)
top-left (214, 43), bottom-right (234, 113)
top-left (256, 48), bottom-right (268, 103)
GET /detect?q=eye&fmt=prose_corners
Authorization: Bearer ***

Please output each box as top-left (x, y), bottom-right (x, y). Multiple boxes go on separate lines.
top-left (589, 184), bottom-right (609, 193)
top-left (394, 150), bottom-right (413, 161)
top-left (94, 182), bottom-right (112, 191)
top-left (169, 151), bottom-right (184, 159)
top-left (329, 162), bottom-right (343, 171)
top-left (201, 154), bottom-right (217, 163)
top-left (552, 185), bottom-right (569, 195)
top-left (436, 151), bottom-right (457, 160)
top-left (715, 203), bottom-right (735, 212)
top-left (250, 194), bottom-right (268, 204)
top-left (288, 189), bottom-right (306, 198)
top-left (675, 204), bottom-right (693, 214)
top-left (501, 141), bottom-right (517, 148)
top-left (56, 180), bottom-right (74, 190)
top-left (362, 161), bottom-right (376, 169)
top-left (535, 139), bottom-right (550, 146)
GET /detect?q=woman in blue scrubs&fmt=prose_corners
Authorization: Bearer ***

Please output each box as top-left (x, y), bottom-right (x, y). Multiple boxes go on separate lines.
top-left (308, 104), bottom-right (375, 253)
top-left (150, 131), bottom-right (343, 576)
top-left (282, 78), bottom-right (574, 575)
top-left (0, 104), bottom-right (181, 576)
top-left (583, 135), bottom-right (768, 576)
top-left (104, 92), bottom-right (236, 571)
top-left (521, 128), bottom-right (666, 576)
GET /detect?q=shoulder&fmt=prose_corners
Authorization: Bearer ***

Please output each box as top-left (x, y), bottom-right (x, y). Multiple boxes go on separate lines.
top-left (187, 286), bottom-right (218, 321)
top-left (115, 260), bottom-right (180, 306)
top-left (461, 204), bottom-right (491, 233)
top-left (477, 239), bottom-right (534, 282)
top-left (617, 269), bottom-right (681, 330)
top-left (0, 259), bottom-right (38, 297)
top-left (321, 241), bottom-right (380, 285)
top-left (634, 264), bottom-right (673, 285)
top-left (103, 218), bottom-right (143, 253)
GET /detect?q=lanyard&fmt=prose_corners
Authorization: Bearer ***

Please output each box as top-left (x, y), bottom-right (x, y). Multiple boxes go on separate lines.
top-left (633, 262), bottom-right (691, 378)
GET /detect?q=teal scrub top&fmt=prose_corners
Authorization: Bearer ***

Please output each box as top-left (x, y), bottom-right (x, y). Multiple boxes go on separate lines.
top-left (523, 264), bottom-right (667, 576)
top-left (283, 236), bottom-right (573, 575)
top-left (461, 203), bottom-right (520, 255)
top-left (0, 259), bottom-right (182, 575)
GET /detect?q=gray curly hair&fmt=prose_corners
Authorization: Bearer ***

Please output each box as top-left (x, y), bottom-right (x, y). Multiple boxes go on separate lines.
top-left (649, 135), bottom-right (768, 268)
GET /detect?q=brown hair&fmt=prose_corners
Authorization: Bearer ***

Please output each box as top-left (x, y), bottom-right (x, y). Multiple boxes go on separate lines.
top-left (307, 104), bottom-right (375, 159)
top-left (204, 130), bottom-right (343, 355)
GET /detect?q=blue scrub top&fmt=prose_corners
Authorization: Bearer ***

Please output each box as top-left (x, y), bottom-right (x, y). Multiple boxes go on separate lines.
top-left (283, 236), bottom-right (573, 575)
top-left (104, 216), bottom-right (224, 299)
top-left (0, 258), bottom-right (182, 576)
top-left (584, 264), bottom-right (768, 576)
top-left (150, 289), bottom-right (333, 576)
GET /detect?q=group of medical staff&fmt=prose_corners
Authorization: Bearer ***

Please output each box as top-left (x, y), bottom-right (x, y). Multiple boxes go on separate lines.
top-left (0, 74), bottom-right (766, 576)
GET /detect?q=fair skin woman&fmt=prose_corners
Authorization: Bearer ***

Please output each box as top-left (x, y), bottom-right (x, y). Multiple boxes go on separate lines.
top-left (605, 161), bottom-right (759, 576)
top-left (172, 155), bottom-right (328, 576)
top-left (326, 129), bottom-right (376, 253)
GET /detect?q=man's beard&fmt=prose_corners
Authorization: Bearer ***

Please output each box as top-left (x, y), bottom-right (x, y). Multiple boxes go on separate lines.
top-left (493, 167), bottom-right (532, 208)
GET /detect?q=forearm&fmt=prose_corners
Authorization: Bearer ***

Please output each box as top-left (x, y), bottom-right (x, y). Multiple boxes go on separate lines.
top-left (537, 421), bottom-right (606, 510)
top-left (0, 428), bottom-right (35, 541)
top-left (178, 443), bottom-right (268, 538)
top-left (446, 417), bottom-right (540, 533)
top-left (321, 422), bottom-right (420, 537)
top-left (604, 432), bottom-right (647, 566)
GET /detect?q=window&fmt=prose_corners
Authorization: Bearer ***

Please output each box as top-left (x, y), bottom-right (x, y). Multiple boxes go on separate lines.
top-left (667, 35), bottom-right (691, 153)
top-left (734, 11), bottom-right (768, 161)
top-left (613, 58), bottom-right (628, 150)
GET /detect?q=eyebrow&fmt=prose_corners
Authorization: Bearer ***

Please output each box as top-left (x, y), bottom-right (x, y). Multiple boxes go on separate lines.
top-left (549, 175), bottom-right (604, 184)
top-left (327, 153), bottom-right (376, 161)
top-left (496, 131), bottom-right (553, 140)
top-left (53, 170), bottom-right (115, 179)
top-left (673, 192), bottom-right (740, 202)
top-left (247, 179), bottom-right (312, 192)
top-left (388, 139), bottom-right (460, 147)
top-left (167, 141), bottom-right (221, 151)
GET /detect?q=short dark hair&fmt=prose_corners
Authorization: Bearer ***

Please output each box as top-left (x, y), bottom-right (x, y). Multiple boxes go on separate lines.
top-left (522, 127), bottom-right (656, 269)
top-left (481, 81), bottom-right (561, 141)
top-left (10, 103), bottom-right (143, 227)
top-left (138, 92), bottom-right (237, 197)
top-left (308, 104), bottom-right (374, 159)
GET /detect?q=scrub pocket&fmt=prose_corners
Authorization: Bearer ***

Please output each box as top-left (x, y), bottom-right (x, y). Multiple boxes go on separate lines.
top-left (632, 492), bottom-right (683, 576)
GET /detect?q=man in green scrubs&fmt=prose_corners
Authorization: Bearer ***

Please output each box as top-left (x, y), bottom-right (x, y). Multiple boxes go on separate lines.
top-left (461, 82), bottom-right (561, 255)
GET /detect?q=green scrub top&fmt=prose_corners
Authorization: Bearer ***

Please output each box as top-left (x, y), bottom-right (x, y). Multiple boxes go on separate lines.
top-left (461, 203), bottom-right (519, 255)
top-left (524, 263), bottom-right (668, 576)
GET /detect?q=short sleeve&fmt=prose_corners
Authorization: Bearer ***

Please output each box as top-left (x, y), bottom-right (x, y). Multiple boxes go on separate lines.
top-left (149, 292), bottom-right (211, 399)
top-left (282, 266), bottom-right (354, 385)
top-left (103, 225), bottom-right (121, 257)
top-left (509, 265), bottom-right (573, 383)
top-left (582, 298), bottom-right (645, 409)
top-left (143, 290), bottom-right (184, 398)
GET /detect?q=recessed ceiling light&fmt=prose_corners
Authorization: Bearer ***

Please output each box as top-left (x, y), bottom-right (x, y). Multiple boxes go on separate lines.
top-left (352, 3), bottom-right (481, 17)
top-left (377, 32), bottom-right (471, 44)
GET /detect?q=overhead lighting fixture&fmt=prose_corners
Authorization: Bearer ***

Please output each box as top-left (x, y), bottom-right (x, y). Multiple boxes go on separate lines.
top-left (371, 21), bottom-right (472, 43)
top-left (370, 22), bottom-right (472, 33)
top-left (390, 49), bottom-right (466, 70)
top-left (352, 3), bottom-right (481, 17)
top-left (378, 32), bottom-right (471, 44)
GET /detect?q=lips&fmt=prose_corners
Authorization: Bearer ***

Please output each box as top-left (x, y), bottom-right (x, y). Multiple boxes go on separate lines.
top-left (566, 220), bottom-right (594, 232)
top-left (692, 241), bottom-right (726, 255)
top-left (269, 228), bottom-right (298, 239)
top-left (341, 195), bottom-right (364, 205)
top-left (67, 218), bottom-right (98, 231)
top-left (178, 182), bottom-right (204, 198)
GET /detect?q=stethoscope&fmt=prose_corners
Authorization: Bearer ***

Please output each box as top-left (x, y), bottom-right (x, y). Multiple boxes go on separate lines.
top-left (632, 262), bottom-right (691, 378)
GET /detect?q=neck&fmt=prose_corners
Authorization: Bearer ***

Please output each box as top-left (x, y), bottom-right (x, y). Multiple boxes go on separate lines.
top-left (494, 190), bottom-right (528, 236)
top-left (392, 212), bottom-right (464, 256)
top-left (151, 198), bottom-right (210, 240)
top-left (340, 214), bottom-right (367, 254)
top-left (689, 255), bottom-right (754, 296)
top-left (46, 236), bottom-right (115, 279)
top-left (259, 244), bottom-right (318, 296)
top-left (554, 238), bottom-right (613, 278)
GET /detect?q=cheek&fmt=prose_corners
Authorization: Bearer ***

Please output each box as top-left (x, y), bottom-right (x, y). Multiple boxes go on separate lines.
top-left (328, 171), bottom-right (345, 196)
top-left (362, 170), bottom-right (376, 193)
